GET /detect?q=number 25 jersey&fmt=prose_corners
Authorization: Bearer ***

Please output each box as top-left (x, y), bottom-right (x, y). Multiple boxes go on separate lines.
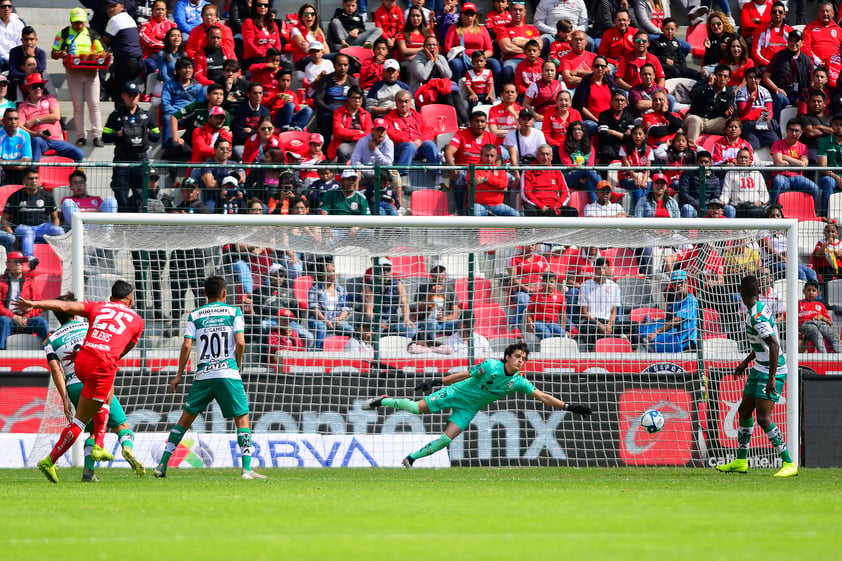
top-left (184, 303), bottom-right (244, 381)
top-left (81, 300), bottom-right (145, 369)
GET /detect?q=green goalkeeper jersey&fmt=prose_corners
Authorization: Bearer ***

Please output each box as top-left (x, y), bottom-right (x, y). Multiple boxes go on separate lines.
top-left (746, 300), bottom-right (787, 375)
top-left (184, 303), bottom-right (245, 381)
top-left (42, 320), bottom-right (88, 386)
top-left (449, 359), bottom-right (536, 410)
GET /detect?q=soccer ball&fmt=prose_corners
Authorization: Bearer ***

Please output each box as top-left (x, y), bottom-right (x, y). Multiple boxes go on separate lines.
top-left (640, 409), bottom-right (665, 433)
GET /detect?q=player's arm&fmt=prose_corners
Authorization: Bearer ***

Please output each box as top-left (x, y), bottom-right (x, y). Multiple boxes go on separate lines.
top-left (171, 337), bottom-right (193, 393)
top-left (14, 298), bottom-right (86, 316)
top-left (764, 334), bottom-right (779, 396)
top-left (234, 331), bottom-right (245, 371)
top-left (414, 370), bottom-right (471, 392)
top-left (735, 349), bottom-right (756, 376)
top-left (46, 357), bottom-right (73, 421)
top-left (530, 389), bottom-right (592, 415)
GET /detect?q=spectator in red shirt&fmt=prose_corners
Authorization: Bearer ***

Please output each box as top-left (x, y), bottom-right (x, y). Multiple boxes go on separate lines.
top-left (526, 271), bottom-right (567, 340)
top-left (472, 143), bottom-right (518, 216)
top-left (507, 242), bottom-right (550, 330)
top-left (798, 280), bottom-right (842, 353)
top-left (140, 1), bottom-right (177, 76)
top-left (548, 18), bottom-right (573, 67)
top-left (740, 0), bottom-right (773, 41)
top-left (241, 0), bottom-right (283, 69)
top-left (498, 1), bottom-right (540, 85)
top-left (384, 89), bottom-right (439, 184)
top-left (770, 118), bottom-right (821, 209)
top-left (543, 89), bottom-right (581, 162)
top-left (803, 1), bottom-right (842, 67)
top-left (751, 2), bottom-right (792, 68)
top-left (374, 0), bottom-right (405, 50)
top-left (487, 82), bottom-right (522, 147)
top-left (327, 85), bottom-right (372, 162)
top-left (559, 30), bottom-right (596, 89)
top-left (521, 144), bottom-right (574, 216)
top-left (442, 3), bottom-right (497, 81)
top-left (184, 4), bottom-right (236, 62)
top-left (615, 31), bottom-right (665, 90)
top-left (513, 39), bottom-right (543, 97)
top-left (190, 105), bottom-right (233, 164)
top-left (288, 4), bottom-right (332, 71)
top-left (598, 10), bottom-right (637, 68)
top-left (444, 110), bottom-right (498, 213)
top-left (571, 55), bottom-right (614, 136)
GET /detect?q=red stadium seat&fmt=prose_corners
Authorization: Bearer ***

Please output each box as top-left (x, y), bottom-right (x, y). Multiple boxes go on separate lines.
top-left (0, 184), bottom-right (23, 211)
top-left (702, 308), bottom-right (726, 340)
top-left (38, 156), bottom-right (76, 190)
top-left (340, 46), bottom-right (374, 66)
top-left (568, 190), bottom-right (590, 217)
top-left (454, 276), bottom-right (494, 310)
top-left (686, 24), bottom-right (707, 58)
top-left (420, 104), bottom-right (459, 138)
top-left (629, 307), bottom-right (667, 324)
top-left (594, 337), bottom-right (633, 353)
top-left (696, 134), bottom-right (723, 153)
top-left (410, 189), bottom-right (449, 216)
top-left (603, 247), bottom-right (641, 278)
top-left (389, 253), bottom-right (429, 278)
top-left (474, 303), bottom-right (511, 337)
top-left (32, 244), bottom-right (63, 300)
top-left (293, 275), bottom-right (314, 310)
top-left (323, 335), bottom-right (350, 352)
top-left (279, 130), bottom-right (311, 161)
top-left (776, 191), bottom-right (817, 222)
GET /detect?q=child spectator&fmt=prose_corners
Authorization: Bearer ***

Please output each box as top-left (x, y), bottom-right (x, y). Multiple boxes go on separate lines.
top-left (304, 41), bottom-right (335, 99)
top-left (299, 133), bottom-right (326, 186)
top-left (329, 0), bottom-right (383, 51)
top-left (374, 0), bottom-right (406, 50)
top-left (514, 39), bottom-right (543, 97)
top-left (548, 18), bottom-right (573, 68)
top-left (464, 50), bottom-right (494, 111)
top-left (249, 48), bottom-right (283, 97)
top-left (812, 220), bottom-right (842, 284)
top-left (798, 280), bottom-right (842, 353)
top-left (265, 69), bottom-right (312, 132)
top-left (360, 38), bottom-right (389, 91)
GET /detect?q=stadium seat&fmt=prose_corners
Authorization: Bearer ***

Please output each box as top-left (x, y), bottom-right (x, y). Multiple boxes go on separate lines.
top-left (33, 244), bottom-right (62, 275)
top-left (323, 335), bottom-right (350, 352)
top-left (339, 46), bottom-right (374, 67)
top-left (696, 134), bottom-right (723, 153)
top-left (701, 308), bottom-right (726, 340)
top-left (797, 219), bottom-right (825, 260)
top-left (421, 104), bottom-right (459, 138)
top-left (777, 191), bottom-right (817, 222)
top-left (568, 190), bottom-right (590, 217)
top-left (0, 184), bottom-right (23, 211)
top-left (629, 307), bottom-right (666, 324)
top-left (828, 192), bottom-right (842, 224)
top-left (753, 146), bottom-right (773, 165)
top-left (825, 279), bottom-right (842, 312)
top-left (603, 247), bottom-right (641, 278)
top-left (410, 189), bottom-right (449, 216)
top-left (685, 24), bottom-right (707, 58)
top-left (438, 253), bottom-right (470, 278)
top-left (435, 131), bottom-right (455, 151)
top-left (379, 335), bottom-right (412, 356)
top-left (779, 106), bottom-right (798, 133)
top-left (279, 130), bottom-right (311, 161)
top-left (38, 156), bottom-right (76, 190)
top-left (454, 276), bottom-right (493, 310)
top-left (389, 253), bottom-right (429, 278)
top-left (473, 104), bottom-right (492, 117)
top-left (617, 277), bottom-right (654, 309)
top-left (293, 275), bottom-right (314, 310)
top-left (4, 333), bottom-right (44, 351)
top-left (474, 303), bottom-right (511, 337)
top-left (334, 252), bottom-right (371, 278)
top-left (594, 337), bottom-right (633, 354)
top-left (539, 336), bottom-right (579, 355)
top-left (705, 337), bottom-right (741, 355)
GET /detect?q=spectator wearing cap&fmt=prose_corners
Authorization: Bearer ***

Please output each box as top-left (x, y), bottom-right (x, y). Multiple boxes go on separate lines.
top-left (585, 181), bottom-right (627, 218)
top-left (804, 2), bottom-right (842, 68)
top-left (174, 0), bottom-right (208, 36)
top-left (194, 135), bottom-right (243, 212)
top-left (0, 0), bottom-right (24, 72)
top-left (634, 173), bottom-right (679, 218)
top-left (362, 256), bottom-right (417, 338)
top-left (763, 29), bottom-right (812, 121)
top-left (442, 3), bottom-right (498, 82)
top-left (102, 81), bottom-right (161, 212)
top-left (503, 108), bottom-right (546, 178)
top-left (169, 83), bottom-right (229, 161)
top-left (299, 133), bottom-right (326, 187)
top-left (0, 250), bottom-right (48, 350)
top-left (329, 0), bottom-right (383, 52)
top-left (17, 73), bottom-right (85, 162)
top-left (349, 117), bottom-right (394, 187)
top-left (60, 169), bottom-right (118, 225)
top-left (52, 8), bottom-right (106, 148)
top-left (290, 3), bottom-right (332, 71)
top-left (184, 3), bottom-right (236, 62)
top-left (102, 0), bottom-right (144, 107)
top-left (327, 85), bottom-right (372, 163)
top-left (0, 106), bottom-right (32, 185)
top-left (191, 105), bottom-right (233, 166)
top-left (576, 256), bottom-right (622, 352)
top-left (319, 168), bottom-right (372, 216)
top-left (1, 166), bottom-right (62, 260)
top-left (384, 89), bottom-right (439, 188)
top-left (303, 41), bottom-right (334, 100)
top-left (9, 25), bottom-right (46, 101)
top-left (365, 59), bottom-right (410, 118)
top-left (639, 269), bottom-right (699, 353)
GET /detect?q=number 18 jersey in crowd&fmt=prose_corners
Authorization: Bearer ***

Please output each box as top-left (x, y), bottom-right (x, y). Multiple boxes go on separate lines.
top-left (184, 303), bottom-right (245, 380)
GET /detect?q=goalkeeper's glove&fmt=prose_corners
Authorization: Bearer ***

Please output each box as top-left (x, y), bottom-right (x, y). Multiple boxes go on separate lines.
top-left (563, 403), bottom-right (592, 416)
top-left (415, 378), bottom-right (442, 392)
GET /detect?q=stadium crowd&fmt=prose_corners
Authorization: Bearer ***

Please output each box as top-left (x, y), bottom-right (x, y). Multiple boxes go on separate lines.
top-left (3, 0), bottom-right (842, 358)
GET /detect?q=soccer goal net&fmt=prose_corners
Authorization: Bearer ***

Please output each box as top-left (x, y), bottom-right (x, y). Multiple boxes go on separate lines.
top-left (30, 214), bottom-right (799, 469)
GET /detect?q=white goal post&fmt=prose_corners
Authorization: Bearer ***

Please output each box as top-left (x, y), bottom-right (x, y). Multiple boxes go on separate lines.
top-left (29, 214), bottom-right (798, 469)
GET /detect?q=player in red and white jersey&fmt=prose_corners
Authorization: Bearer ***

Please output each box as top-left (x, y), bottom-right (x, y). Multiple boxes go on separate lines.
top-left (17, 280), bottom-right (145, 483)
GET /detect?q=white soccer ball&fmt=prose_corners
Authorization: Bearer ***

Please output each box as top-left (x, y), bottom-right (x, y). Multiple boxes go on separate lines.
top-left (640, 409), bottom-right (665, 433)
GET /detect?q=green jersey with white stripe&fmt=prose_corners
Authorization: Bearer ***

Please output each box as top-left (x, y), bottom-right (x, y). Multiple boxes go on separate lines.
top-left (43, 320), bottom-right (88, 386)
top-left (449, 359), bottom-right (537, 410)
top-left (184, 303), bottom-right (245, 381)
top-left (746, 300), bottom-right (787, 375)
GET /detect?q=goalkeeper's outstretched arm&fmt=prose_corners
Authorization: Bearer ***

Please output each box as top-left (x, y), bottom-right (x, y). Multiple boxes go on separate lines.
top-left (414, 371), bottom-right (471, 392)
top-left (530, 390), bottom-right (593, 416)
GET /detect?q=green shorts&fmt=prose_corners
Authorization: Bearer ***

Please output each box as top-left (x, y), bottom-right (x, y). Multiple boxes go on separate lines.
top-left (425, 386), bottom-right (479, 431)
top-left (66, 382), bottom-right (128, 430)
top-left (184, 378), bottom-right (250, 418)
top-left (744, 367), bottom-right (787, 403)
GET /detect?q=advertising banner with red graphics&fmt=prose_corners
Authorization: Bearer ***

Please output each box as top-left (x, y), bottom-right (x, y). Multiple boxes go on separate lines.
top-left (618, 388), bottom-right (695, 466)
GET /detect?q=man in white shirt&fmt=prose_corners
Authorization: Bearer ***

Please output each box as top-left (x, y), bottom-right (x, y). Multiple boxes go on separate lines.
top-left (584, 180), bottom-right (627, 217)
top-left (0, 1), bottom-right (24, 71)
top-left (577, 257), bottom-right (622, 351)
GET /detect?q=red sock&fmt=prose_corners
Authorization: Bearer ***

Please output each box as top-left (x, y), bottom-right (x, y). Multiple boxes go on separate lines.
top-left (92, 405), bottom-right (110, 449)
top-left (49, 419), bottom-right (85, 463)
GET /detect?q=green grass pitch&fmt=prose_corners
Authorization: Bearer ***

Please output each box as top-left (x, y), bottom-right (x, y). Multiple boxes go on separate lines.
top-left (2, 467), bottom-right (840, 561)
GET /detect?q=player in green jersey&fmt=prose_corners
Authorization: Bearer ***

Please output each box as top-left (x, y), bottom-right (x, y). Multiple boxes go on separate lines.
top-left (363, 341), bottom-right (593, 467)
top-left (153, 276), bottom-right (266, 480)
top-left (717, 275), bottom-right (798, 477)
top-left (43, 293), bottom-right (145, 481)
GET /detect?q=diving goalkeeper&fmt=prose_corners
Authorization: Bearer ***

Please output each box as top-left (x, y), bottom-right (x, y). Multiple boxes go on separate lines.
top-left (363, 341), bottom-right (592, 467)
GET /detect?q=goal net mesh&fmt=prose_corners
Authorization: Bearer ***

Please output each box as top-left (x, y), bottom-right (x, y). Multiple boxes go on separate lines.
top-left (29, 218), bottom-right (795, 469)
